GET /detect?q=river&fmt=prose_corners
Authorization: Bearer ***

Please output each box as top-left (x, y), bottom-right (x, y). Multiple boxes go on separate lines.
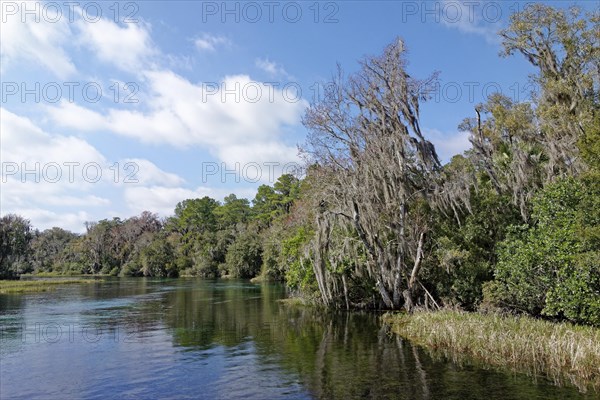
top-left (0, 278), bottom-right (593, 399)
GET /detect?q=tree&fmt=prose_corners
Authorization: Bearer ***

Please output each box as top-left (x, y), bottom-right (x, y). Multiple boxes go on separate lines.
top-left (0, 214), bottom-right (33, 278)
top-left (252, 184), bottom-right (278, 225)
top-left (500, 4), bottom-right (599, 179)
top-left (167, 197), bottom-right (221, 274)
top-left (140, 234), bottom-right (177, 277)
top-left (425, 155), bottom-right (522, 309)
top-left (252, 174), bottom-right (301, 225)
top-left (171, 196), bottom-right (220, 236)
top-left (470, 4), bottom-right (600, 325)
top-left (273, 174), bottom-right (300, 214)
top-left (458, 5), bottom-right (599, 223)
top-left (487, 177), bottom-right (600, 325)
top-left (302, 38), bottom-right (441, 310)
top-left (224, 226), bottom-right (263, 278)
top-left (215, 194), bottom-right (250, 228)
top-left (29, 227), bottom-right (78, 273)
top-left (460, 94), bottom-right (543, 221)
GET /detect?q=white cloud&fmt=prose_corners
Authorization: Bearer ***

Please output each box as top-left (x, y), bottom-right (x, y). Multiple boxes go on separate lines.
top-left (440, 0), bottom-right (501, 44)
top-left (5, 207), bottom-right (93, 233)
top-left (46, 71), bottom-right (307, 166)
top-left (425, 128), bottom-right (472, 163)
top-left (0, 172), bottom-right (112, 233)
top-left (215, 142), bottom-right (300, 169)
top-left (0, 109), bottom-right (190, 230)
top-left (43, 101), bottom-right (109, 132)
top-left (194, 33), bottom-right (231, 52)
top-left (0, 109), bottom-right (110, 225)
top-left (123, 158), bottom-right (185, 187)
top-left (76, 17), bottom-right (156, 71)
top-left (0, 2), bottom-right (76, 79)
top-left (1, 108), bottom-right (106, 168)
top-left (255, 58), bottom-right (292, 79)
top-left (45, 195), bottom-right (110, 207)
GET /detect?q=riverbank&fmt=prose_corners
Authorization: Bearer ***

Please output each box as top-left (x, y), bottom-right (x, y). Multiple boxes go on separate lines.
top-left (383, 310), bottom-right (600, 393)
top-left (0, 278), bottom-right (99, 294)
top-left (21, 272), bottom-right (111, 277)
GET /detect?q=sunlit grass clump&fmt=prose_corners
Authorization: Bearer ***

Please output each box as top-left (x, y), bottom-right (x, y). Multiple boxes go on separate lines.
top-left (0, 279), bottom-right (98, 294)
top-left (383, 310), bottom-right (600, 393)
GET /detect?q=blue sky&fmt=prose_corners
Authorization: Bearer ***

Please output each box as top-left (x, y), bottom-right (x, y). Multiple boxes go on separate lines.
top-left (0, 0), bottom-right (592, 232)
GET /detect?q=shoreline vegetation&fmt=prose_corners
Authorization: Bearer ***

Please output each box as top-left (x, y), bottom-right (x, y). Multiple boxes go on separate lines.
top-left (383, 310), bottom-right (600, 393)
top-left (20, 272), bottom-right (111, 278)
top-left (0, 278), bottom-right (100, 294)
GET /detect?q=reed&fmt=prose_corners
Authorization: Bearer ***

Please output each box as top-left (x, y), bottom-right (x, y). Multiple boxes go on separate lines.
top-left (383, 310), bottom-right (600, 393)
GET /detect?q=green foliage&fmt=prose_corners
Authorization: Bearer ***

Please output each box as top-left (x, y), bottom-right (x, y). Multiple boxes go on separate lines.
top-left (10, 176), bottom-right (303, 282)
top-left (488, 177), bottom-right (600, 325)
top-left (489, 224), bottom-right (558, 315)
top-left (500, 5), bottom-right (598, 176)
top-left (140, 234), bottom-right (177, 277)
top-left (252, 174), bottom-right (300, 225)
top-left (252, 184), bottom-right (278, 224)
top-left (578, 112), bottom-right (600, 171)
top-left (260, 223), bottom-right (286, 281)
top-left (545, 252), bottom-right (600, 326)
top-left (171, 197), bottom-right (219, 235)
top-left (282, 226), bottom-right (317, 296)
top-left (215, 194), bottom-right (251, 228)
top-left (273, 174), bottom-right (300, 214)
top-left (0, 214), bottom-right (33, 278)
top-left (427, 158), bottom-right (522, 309)
top-left (29, 228), bottom-right (78, 273)
top-left (224, 227), bottom-right (262, 278)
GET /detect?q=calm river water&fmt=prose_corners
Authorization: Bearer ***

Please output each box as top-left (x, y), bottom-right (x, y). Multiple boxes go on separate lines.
top-left (0, 279), bottom-right (593, 399)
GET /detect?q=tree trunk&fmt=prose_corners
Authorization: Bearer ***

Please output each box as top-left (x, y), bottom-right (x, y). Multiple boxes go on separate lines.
top-left (404, 231), bottom-right (425, 312)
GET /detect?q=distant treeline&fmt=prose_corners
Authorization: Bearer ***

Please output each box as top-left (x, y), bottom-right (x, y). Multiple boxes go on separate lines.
top-left (1, 4), bottom-right (598, 326)
top-left (0, 173), bottom-right (302, 280)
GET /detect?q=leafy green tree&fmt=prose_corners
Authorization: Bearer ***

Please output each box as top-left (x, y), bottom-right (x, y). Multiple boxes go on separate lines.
top-left (140, 234), bottom-right (177, 277)
top-left (487, 177), bottom-right (600, 325)
top-left (436, 4), bottom-right (600, 320)
top-left (224, 225), bottom-right (262, 278)
top-left (252, 184), bottom-right (278, 225)
top-left (0, 214), bottom-right (33, 278)
top-left (55, 212), bottom-right (163, 276)
top-left (168, 197), bottom-right (221, 274)
top-left (171, 197), bottom-right (219, 236)
top-left (282, 225), bottom-right (318, 297)
top-left (29, 227), bottom-right (78, 273)
top-left (273, 174), bottom-right (300, 214)
top-left (80, 218), bottom-right (121, 274)
top-left (428, 186), bottom-right (521, 309)
top-left (252, 174), bottom-right (301, 225)
top-left (215, 194), bottom-right (251, 228)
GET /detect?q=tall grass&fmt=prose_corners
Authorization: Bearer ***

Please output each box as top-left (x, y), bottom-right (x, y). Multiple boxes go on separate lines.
top-left (383, 310), bottom-right (600, 393)
top-left (21, 271), bottom-right (110, 277)
top-left (0, 279), bottom-right (98, 293)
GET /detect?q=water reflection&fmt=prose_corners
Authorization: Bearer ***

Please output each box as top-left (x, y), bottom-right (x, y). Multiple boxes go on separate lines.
top-left (0, 279), bottom-right (593, 399)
